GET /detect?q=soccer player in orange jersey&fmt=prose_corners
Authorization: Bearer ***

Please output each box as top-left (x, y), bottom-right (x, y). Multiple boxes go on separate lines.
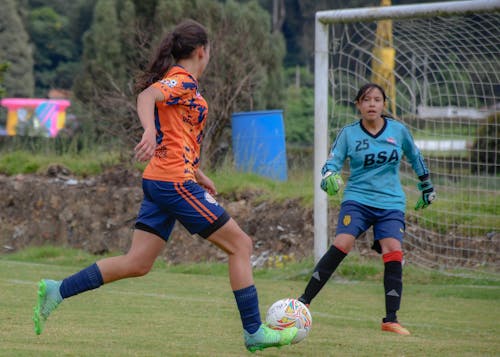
top-left (33, 19), bottom-right (296, 352)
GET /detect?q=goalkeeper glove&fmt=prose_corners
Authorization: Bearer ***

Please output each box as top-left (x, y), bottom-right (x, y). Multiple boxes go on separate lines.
top-left (320, 171), bottom-right (343, 196)
top-left (415, 179), bottom-right (436, 210)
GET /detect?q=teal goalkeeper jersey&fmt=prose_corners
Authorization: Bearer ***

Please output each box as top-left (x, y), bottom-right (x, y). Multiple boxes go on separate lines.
top-left (323, 117), bottom-right (429, 212)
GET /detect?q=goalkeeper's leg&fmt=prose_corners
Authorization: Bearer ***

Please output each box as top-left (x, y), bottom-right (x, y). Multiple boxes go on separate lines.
top-left (299, 201), bottom-right (369, 305)
top-left (298, 235), bottom-right (353, 305)
top-left (379, 238), bottom-right (410, 335)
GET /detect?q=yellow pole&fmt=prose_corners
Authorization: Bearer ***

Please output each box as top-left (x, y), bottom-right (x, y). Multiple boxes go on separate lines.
top-left (371, 0), bottom-right (396, 115)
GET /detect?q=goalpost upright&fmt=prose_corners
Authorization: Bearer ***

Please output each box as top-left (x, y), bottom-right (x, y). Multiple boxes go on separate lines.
top-left (313, 0), bottom-right (500, 264)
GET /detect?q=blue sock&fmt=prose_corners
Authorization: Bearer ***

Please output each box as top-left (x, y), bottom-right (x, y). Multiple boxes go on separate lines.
top-left (233, 285), bottom-right (262, 334)
top-left (59, 263), bottom-right (104, 299)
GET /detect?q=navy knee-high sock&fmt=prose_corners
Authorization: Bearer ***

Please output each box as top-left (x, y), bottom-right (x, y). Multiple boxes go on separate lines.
top-left (59, 263), bottom-right (104, 299)
top-left (233, 285), bottom-right (262, 334)
top-left (382, 251), bottom-right (403, 323)
top-left (299, 245), bottom-right (347, 305)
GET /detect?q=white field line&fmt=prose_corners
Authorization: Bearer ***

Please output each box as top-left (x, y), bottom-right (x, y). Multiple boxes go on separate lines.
top-left (2, 277), bottom-right (227, 304)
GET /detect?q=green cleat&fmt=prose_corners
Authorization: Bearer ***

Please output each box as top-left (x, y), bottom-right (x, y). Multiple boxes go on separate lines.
top-left (244, 324), bottom-right (298, 353)
top-left (33, 279), bottom-right (62, 335)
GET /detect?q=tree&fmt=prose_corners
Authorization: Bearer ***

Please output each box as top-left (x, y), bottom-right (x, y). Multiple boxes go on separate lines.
top-left (28, 6), bottom-right (76, 95)
top-left (117, 0), bottom-right (139, 69)
top-left (72, 0), bottom-right (139, 142)
top-left (150, 0), bottom-right (286, 163)
top-left (0, 62), bottom-right (9, 98)
top-left (14, 0), bottom-right (96, 95)
top-left (76, 0), bottom-right (124, 96)
top-left (72, 0), bottom-right (285, 166)
top-left (0, 0), bottom-right (35, 97)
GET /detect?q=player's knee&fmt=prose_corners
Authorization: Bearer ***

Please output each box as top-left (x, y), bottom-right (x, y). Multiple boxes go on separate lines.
top-left (126, 259), bottom-right (154, 277)
top-left (234, 233), bottom-right (253, 257)
top-left (333, 234), bottom-right (355, 253)
top-left (379, 237), bottom-right (402, 255)
top-left (333, 242), bottom-right (351, 254)
top-left (132, 265), bottom-right (152, 277)
top-left (239, 233), bottom-right (253, 255)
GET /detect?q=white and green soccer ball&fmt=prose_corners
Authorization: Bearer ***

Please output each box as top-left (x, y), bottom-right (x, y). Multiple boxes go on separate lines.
top-left (265, 298), bottom-right (312, 344)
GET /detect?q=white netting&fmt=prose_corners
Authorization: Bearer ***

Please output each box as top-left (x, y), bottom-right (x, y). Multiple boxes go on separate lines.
top-left (327, 11), bottom-right (499, 272)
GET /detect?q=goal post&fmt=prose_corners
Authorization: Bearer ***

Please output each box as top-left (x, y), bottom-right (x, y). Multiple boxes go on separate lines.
top-left (313, 11), bottom-right (329, 265)
top-left (315, 0), bottom-right (500, 23)
top-left (313, 0), bottom-right (500, 271)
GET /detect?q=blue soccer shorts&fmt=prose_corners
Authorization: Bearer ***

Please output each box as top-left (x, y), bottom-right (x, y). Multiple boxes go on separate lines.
top-left (335, 200), bottom-right (405, 253)
top-left (135, 179), bottom-right (230, 241)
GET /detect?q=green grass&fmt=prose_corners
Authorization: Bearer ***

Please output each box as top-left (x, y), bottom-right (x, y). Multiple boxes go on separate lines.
top-left (0, 147), bottom-right (314, 204)
top-left (0, 150), bottom-right (121, 176)
top-left (1, 247), bottom-right (499, 356)
top-left (4, 246), bottom-right (499, 286)
top-left (207, 163), bottom-right (315, 206)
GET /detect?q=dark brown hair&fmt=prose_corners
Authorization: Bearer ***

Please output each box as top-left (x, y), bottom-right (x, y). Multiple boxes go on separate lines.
top-left (354, 83), bottom-right (387, 103)
top-left (135, 19), bottom-right (208, 92)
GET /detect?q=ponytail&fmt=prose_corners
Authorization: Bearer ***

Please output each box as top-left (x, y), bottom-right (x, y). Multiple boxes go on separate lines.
top-left (135, 19), bottom-right (208, 93)
top-left (135, 34), bottom-right (175, 93)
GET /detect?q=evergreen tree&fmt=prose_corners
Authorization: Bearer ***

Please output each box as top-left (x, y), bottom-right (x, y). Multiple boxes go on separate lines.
top-left (0, 63), bottom-right (9, 98)
top-left (0, 0), bottom-right (35, 97)
top-left (74, 0), bottom-right (124, 100)
top-left (70, 0), bottom-right (285, 165)
top-left (149, 0), bottom-right (286, 162)
top-left (28, 6), bottom-right (75, 95)
top-left (118, 0), bottom-right (138, 62)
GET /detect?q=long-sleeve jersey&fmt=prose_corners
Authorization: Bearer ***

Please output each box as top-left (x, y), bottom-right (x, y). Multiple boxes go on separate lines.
top-left (323, 117), bottom-right (429, 212)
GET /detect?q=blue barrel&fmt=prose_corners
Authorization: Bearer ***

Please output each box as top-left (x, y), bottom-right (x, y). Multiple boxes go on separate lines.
top-left (231, 110), bottom-right (288, 181)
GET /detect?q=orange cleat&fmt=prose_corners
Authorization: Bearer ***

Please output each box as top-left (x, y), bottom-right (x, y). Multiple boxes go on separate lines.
top-left (381, 322), bottom-right (411, 335)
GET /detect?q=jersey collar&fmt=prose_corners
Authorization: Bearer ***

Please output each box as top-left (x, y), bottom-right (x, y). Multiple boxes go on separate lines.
top-left (169, 64), bottom-right (199, 86)
top-left (359, 116), bottom-right (387, 138)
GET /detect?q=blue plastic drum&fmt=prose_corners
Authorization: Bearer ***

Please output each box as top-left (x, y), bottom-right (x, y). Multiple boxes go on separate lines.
top-left (231, 110), bottom-right (288, 181)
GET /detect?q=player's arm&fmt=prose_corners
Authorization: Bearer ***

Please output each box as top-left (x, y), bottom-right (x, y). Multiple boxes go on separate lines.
top-left (321, 128), bottom-right (347, 196)
top-left (195, 169), bottom-right (217, 195)
top-left (134, 86), bottom-right (164, 162)
top-left (401, 126), bottom-right (436, 210)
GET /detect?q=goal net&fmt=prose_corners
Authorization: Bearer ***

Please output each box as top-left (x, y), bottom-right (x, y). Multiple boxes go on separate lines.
top-left (314, 0), bottom-right (499, 273)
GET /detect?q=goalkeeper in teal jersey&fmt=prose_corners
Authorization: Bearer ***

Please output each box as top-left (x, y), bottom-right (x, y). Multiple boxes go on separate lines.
top-left (299, 83), bottom-right (436, 336)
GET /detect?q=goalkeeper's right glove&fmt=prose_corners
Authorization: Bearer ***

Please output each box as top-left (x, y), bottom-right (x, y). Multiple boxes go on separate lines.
top-left (320, 171), bottom-right (343, 196)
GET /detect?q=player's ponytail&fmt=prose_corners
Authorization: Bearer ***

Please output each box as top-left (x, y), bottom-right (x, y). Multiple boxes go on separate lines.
top-left (135, 19), bottom-right (208, 93)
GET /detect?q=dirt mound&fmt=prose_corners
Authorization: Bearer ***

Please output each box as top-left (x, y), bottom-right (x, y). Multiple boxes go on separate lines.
top-left (4, 166), bottom-right (495, 270)
top-left (0, 166), bottom-right (327, 266)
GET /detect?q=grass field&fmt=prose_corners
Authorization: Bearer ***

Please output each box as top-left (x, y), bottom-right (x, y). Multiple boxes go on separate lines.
top-left (1, 251), bottom-right (499, 357)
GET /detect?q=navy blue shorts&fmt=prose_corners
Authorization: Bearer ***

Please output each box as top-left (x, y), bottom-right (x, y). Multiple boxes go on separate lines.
top-left (135, 179), bottom-right (230, 241)
top-left (336, 200), bottom-right (405, 253)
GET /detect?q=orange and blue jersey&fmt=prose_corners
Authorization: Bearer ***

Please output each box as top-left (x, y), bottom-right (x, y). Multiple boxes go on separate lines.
top-left (143, 65), bottom-right (208, 182)
top-left (136, 65), bottom-right (230, 240)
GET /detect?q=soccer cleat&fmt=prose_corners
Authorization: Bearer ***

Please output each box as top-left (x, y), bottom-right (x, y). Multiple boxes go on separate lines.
top-left (244, 324), bottom-right (298, 353)
top-left (33, 279), bottom-right (63, 335)
top-left (381, 321), bottom-right (411, 335)
top-left (297, 296), bottom-right (310, 308)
